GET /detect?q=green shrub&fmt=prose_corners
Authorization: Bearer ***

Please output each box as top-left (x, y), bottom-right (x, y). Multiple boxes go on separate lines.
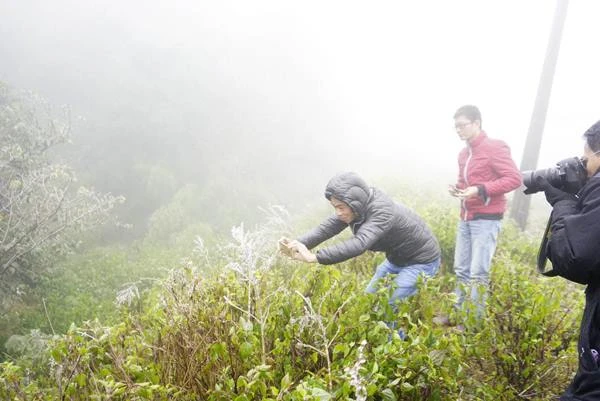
top-left (0, 204), bottom-right (586, 400)
top-left (459, 256), bottom-right (581, 400)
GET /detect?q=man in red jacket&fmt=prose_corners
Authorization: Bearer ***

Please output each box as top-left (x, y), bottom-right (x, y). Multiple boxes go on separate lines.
top-left (449, 105), bottom-right (522, 320)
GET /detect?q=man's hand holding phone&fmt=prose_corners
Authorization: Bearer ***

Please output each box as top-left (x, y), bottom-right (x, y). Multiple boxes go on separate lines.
top-left (277, 237), bottom-right (317, 263)
top-left (278, 237), bottom-right (294, 257)
top-left (448, 184), bottom-right (459, 197)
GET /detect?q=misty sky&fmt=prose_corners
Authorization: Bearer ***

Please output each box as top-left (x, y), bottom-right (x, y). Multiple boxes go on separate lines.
top-left (1, 0), bottom-right (600, 198)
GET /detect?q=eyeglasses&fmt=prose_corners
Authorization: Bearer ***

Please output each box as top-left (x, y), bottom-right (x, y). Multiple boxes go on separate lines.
top-left (454, 122), bottom-right (473, 130)
top-left (581, 150), bottom-right (600, 167)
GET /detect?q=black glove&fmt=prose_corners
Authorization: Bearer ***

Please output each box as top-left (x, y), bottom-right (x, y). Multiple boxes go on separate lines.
top-left (536, 176), bottom-right (577, 206)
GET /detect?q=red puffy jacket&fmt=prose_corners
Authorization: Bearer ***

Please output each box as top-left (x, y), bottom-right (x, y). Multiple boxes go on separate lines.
top-left (456, 131), bottom-right (522, 220)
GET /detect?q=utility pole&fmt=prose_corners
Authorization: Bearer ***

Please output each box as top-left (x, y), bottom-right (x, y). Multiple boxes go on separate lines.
top-left (510, 0), bottom-right (569, 230)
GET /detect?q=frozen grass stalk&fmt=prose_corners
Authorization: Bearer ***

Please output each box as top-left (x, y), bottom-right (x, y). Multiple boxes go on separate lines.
top-left (223, 206), bottom-right (291, 364)
top-left (344, 339), bottom-right (368, 401)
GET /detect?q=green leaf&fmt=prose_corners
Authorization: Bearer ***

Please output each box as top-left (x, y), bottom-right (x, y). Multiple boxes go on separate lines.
top-left (210, 342), bottom-right (227, 360)
top-left (240, 341), bottom-right (253, 359)
top-left (381, 388), bottom-right (397, 401)
top-left (310, 387), bottom-right (332, 400)
top-left (333, 343), bottom-right (349, 356)
top-left (428, 349), bottom-right (446, 366)
top-left (401, 382), bottom-right (414, 391)
top-left (372, 361), bottom-right (379, 374)
top-left (75, 373), bottom-right (87, 387)
top-left (280, 373), bottom-right (292, 389)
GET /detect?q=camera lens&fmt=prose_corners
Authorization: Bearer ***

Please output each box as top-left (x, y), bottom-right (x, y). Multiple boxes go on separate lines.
top-left (522, 157), bottom-right (588, 195)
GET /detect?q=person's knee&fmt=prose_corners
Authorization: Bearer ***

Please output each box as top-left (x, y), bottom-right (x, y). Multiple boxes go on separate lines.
top-left (375, 264), bottom-right (389, 275)
top-left (471, 262), bottom-right (491, 280)
top-left (427, 261), bottom-right (441, 277)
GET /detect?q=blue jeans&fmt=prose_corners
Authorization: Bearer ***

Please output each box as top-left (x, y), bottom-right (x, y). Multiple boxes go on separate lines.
top-left (365, 257), bottom-right (441, 306)
top-left (365, 257), bottom-right (440, 340)
top-left (453, 219), bottom-right (501, 318)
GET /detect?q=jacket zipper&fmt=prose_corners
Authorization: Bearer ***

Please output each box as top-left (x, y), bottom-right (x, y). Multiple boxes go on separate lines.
top-left (462, 145), bottom-right (472, 221)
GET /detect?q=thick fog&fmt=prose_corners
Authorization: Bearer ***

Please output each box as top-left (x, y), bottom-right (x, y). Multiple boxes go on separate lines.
top-left (2, 0), bottom-right (600, 233)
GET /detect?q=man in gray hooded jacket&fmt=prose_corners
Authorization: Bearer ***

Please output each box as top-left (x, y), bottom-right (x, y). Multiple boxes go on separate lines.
top-left (281, 172), bottom-right (441, 307)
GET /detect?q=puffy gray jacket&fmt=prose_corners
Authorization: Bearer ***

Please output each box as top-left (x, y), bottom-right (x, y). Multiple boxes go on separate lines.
top-left (297, 172), bottom-right (441, 266)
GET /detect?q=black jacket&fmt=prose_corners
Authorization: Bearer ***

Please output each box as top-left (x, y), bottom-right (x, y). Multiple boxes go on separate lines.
top-left (297, 172), bottom-right (440, 266)
top-left (548, 173), bottom-right (600, 286)
top-left (547, 172), bottom-right (600, 400)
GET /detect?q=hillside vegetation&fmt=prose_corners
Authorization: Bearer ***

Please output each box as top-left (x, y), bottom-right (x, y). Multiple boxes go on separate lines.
top-left (0, 203), bottom-right (584, 401)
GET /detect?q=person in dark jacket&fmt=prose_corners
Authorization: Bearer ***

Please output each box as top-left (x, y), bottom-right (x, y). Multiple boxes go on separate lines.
top-left (539, 120), bottom-right (600, 400)
top-left (449, 105), bottom-right (521, 319)
top-left (280, 172), bottom-right (441, 316)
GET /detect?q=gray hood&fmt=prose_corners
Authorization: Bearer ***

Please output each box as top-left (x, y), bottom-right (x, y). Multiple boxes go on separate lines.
top-left (324, 172), bottom-right (372, 222)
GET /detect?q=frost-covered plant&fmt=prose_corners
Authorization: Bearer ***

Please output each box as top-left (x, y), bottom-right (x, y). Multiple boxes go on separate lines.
top-left (115, 283), bottom-right (140, 307)
top-left (0, 82), bottom-right (124, 300)
top-left (221, 205), bottom-right (293, 364)
top-left (344, 339), bottom-right (368, 401)
top-left (192, 235), bottom-right (210, 266)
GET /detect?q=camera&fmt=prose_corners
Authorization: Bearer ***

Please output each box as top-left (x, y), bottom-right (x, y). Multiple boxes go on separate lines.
top-left (522, 156), bottom-right (588, 195)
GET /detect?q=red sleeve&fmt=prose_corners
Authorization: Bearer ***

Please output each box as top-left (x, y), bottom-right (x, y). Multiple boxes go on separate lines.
top-left (482, 141), bottom-right (522, 196)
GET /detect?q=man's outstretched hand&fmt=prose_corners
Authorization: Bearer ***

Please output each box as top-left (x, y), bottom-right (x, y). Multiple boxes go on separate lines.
top-left (288, 241), bottom-right (317, 263)
top-left (278, 237), bottom-right (294, 257)
top-left (278, 238), bottom-right (317, 263)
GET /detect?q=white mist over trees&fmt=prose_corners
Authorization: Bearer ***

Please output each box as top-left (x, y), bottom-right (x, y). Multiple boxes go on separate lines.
top-left (2, 1), bottom-right (600, 236)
